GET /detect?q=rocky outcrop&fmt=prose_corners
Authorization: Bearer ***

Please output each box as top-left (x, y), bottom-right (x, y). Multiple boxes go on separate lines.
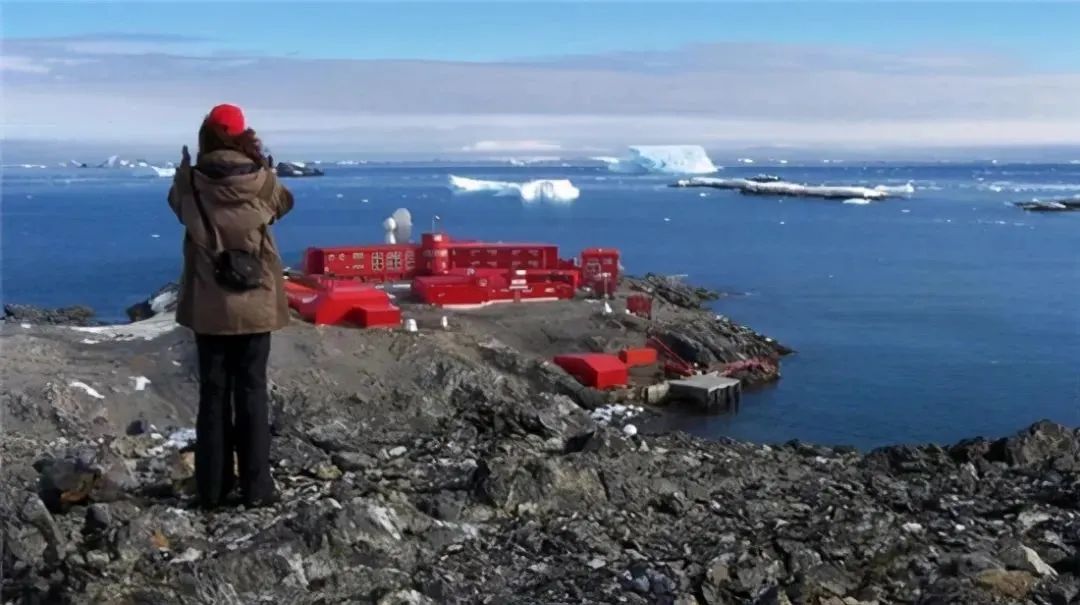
top-left (276, 162), bottom-right (324, 177)
top-left (626, 274), bottom-right (721, 310)
top-left (4, 412), bottom-right (1079, 603)
top-left (125, 282), bottom-right (179, 322)
top-left (2, 304), bottom-right (99, 326)
top-left (2, 281), bottom-right (1075, 603)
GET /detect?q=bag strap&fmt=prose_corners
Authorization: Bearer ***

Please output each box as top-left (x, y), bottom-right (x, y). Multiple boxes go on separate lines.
top-left (189, 169), bottom-right (223, 254)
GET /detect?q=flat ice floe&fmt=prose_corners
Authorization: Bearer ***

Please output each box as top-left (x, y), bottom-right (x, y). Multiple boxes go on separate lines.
top-left (448, 175), bottom-right (579, 203)
top-left (674, 177), bottom-right (915, 201)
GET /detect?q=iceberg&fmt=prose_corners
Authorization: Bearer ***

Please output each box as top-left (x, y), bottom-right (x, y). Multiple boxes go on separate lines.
top-left (448, 175), bottom-right (579, 203)
top-left (150, 166), bottom-right (176, 178)
top-left (601, 145), bottom-right (718, 175)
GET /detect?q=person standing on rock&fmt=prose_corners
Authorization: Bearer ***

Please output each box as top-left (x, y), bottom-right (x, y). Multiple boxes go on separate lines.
top-left (167, 103), bottom-right (294, 509)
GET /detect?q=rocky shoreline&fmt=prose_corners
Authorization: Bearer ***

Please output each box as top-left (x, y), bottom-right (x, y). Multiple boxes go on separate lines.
top-left (2, 280), bottom-right (1077, 604)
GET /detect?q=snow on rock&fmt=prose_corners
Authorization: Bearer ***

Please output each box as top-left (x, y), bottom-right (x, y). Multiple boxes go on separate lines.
top-left (71, 312), bottom-right (178, 342)
top-left (131, 376), bottom-right (151, 391)
top-left (70, 381), bottom-right (105, 399)
top-left (448, 175), bottom-right (579, 203)
top-left (601, 145), bottom-right (717, 175)
top-left (149, 290), bottom-right (177, 315)
top-left (590, 404), bottom-right (645, 426)
top-left (164, 428), bottom-right (197, 449)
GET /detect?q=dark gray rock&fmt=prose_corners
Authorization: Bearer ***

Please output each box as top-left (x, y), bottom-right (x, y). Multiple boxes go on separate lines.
top-left (125, 282), bottom-right (179, 322)
top-left (988, 421), bottom-right (1080, 471)
top-left (3, 304), bottom-right (98, 326)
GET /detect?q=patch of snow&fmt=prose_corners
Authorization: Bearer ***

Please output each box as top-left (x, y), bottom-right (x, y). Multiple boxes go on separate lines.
top-left (71, 312), bottom-right (178, 341)
top-left (590, 404), bottom-right (643, 426)
top-left (164, 428), bottom-right (196, 449)
top-left (70, 381), bottom-right (105, 399)
top-left (149, 290), bottom-right (177, 314)
top-left (151, 166), bottom-right (176, 178)
top-left (131, 376), bottom-right (151, 391)
top-left (20, 323), bottom-right (31, 329)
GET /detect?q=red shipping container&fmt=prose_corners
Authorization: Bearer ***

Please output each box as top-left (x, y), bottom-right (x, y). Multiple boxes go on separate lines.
top-left (552, 354), bottom-right (628, 389)
top-left (618, 347), bottom-right (658, 367)
top-left (350, 304), bottom-right (402, 328)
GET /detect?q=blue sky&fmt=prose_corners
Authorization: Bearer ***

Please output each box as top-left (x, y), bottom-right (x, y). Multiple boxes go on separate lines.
top-left (4, 1), bottom-right (1080, 150)
top-left (4, 1), bottom-right (1079, 67)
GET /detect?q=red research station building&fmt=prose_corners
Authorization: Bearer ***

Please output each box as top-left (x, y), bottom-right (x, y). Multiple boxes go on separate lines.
top-left (298, 232), bottom-right (619, 307)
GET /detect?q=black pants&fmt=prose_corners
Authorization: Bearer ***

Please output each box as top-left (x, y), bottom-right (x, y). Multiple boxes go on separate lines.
top-left (194, 332), bottom-right (273, 507)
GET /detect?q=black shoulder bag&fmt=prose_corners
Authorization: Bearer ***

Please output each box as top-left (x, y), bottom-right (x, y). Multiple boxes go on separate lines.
top-left (190, 169), bottom-right (273, 292)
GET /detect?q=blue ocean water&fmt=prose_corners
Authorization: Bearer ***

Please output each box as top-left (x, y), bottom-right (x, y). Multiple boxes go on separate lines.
top-left (2, 161), bottom-right (1078, 448)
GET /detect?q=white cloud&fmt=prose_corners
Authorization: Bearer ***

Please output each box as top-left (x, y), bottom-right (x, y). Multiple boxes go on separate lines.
top-left (4, 36), bottom-right (1080, 149)
top-left (0, 56), bottom-right (51, 74)
top-left (461, 140), bottom-right (562, 152)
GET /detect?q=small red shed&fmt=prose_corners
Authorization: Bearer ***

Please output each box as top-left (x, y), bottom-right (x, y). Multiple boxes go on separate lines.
top-left (552, 353), bottom-right (629, 389)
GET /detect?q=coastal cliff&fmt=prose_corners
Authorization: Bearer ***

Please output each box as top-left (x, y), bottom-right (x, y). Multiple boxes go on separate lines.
top-left (1, 281), bottom-right (1076, 604)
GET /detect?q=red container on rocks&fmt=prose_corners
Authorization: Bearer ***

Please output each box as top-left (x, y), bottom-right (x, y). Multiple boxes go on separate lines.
top-left (552, 354), bottom-right (628, 389)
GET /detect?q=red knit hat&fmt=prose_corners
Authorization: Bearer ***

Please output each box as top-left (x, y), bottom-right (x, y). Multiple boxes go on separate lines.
top-left (207, 103), bottom-right (246, 136)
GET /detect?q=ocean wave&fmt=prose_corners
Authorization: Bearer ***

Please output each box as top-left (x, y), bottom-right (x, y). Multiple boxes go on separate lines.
top-left (448, 175), bottom-right (579, 203)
